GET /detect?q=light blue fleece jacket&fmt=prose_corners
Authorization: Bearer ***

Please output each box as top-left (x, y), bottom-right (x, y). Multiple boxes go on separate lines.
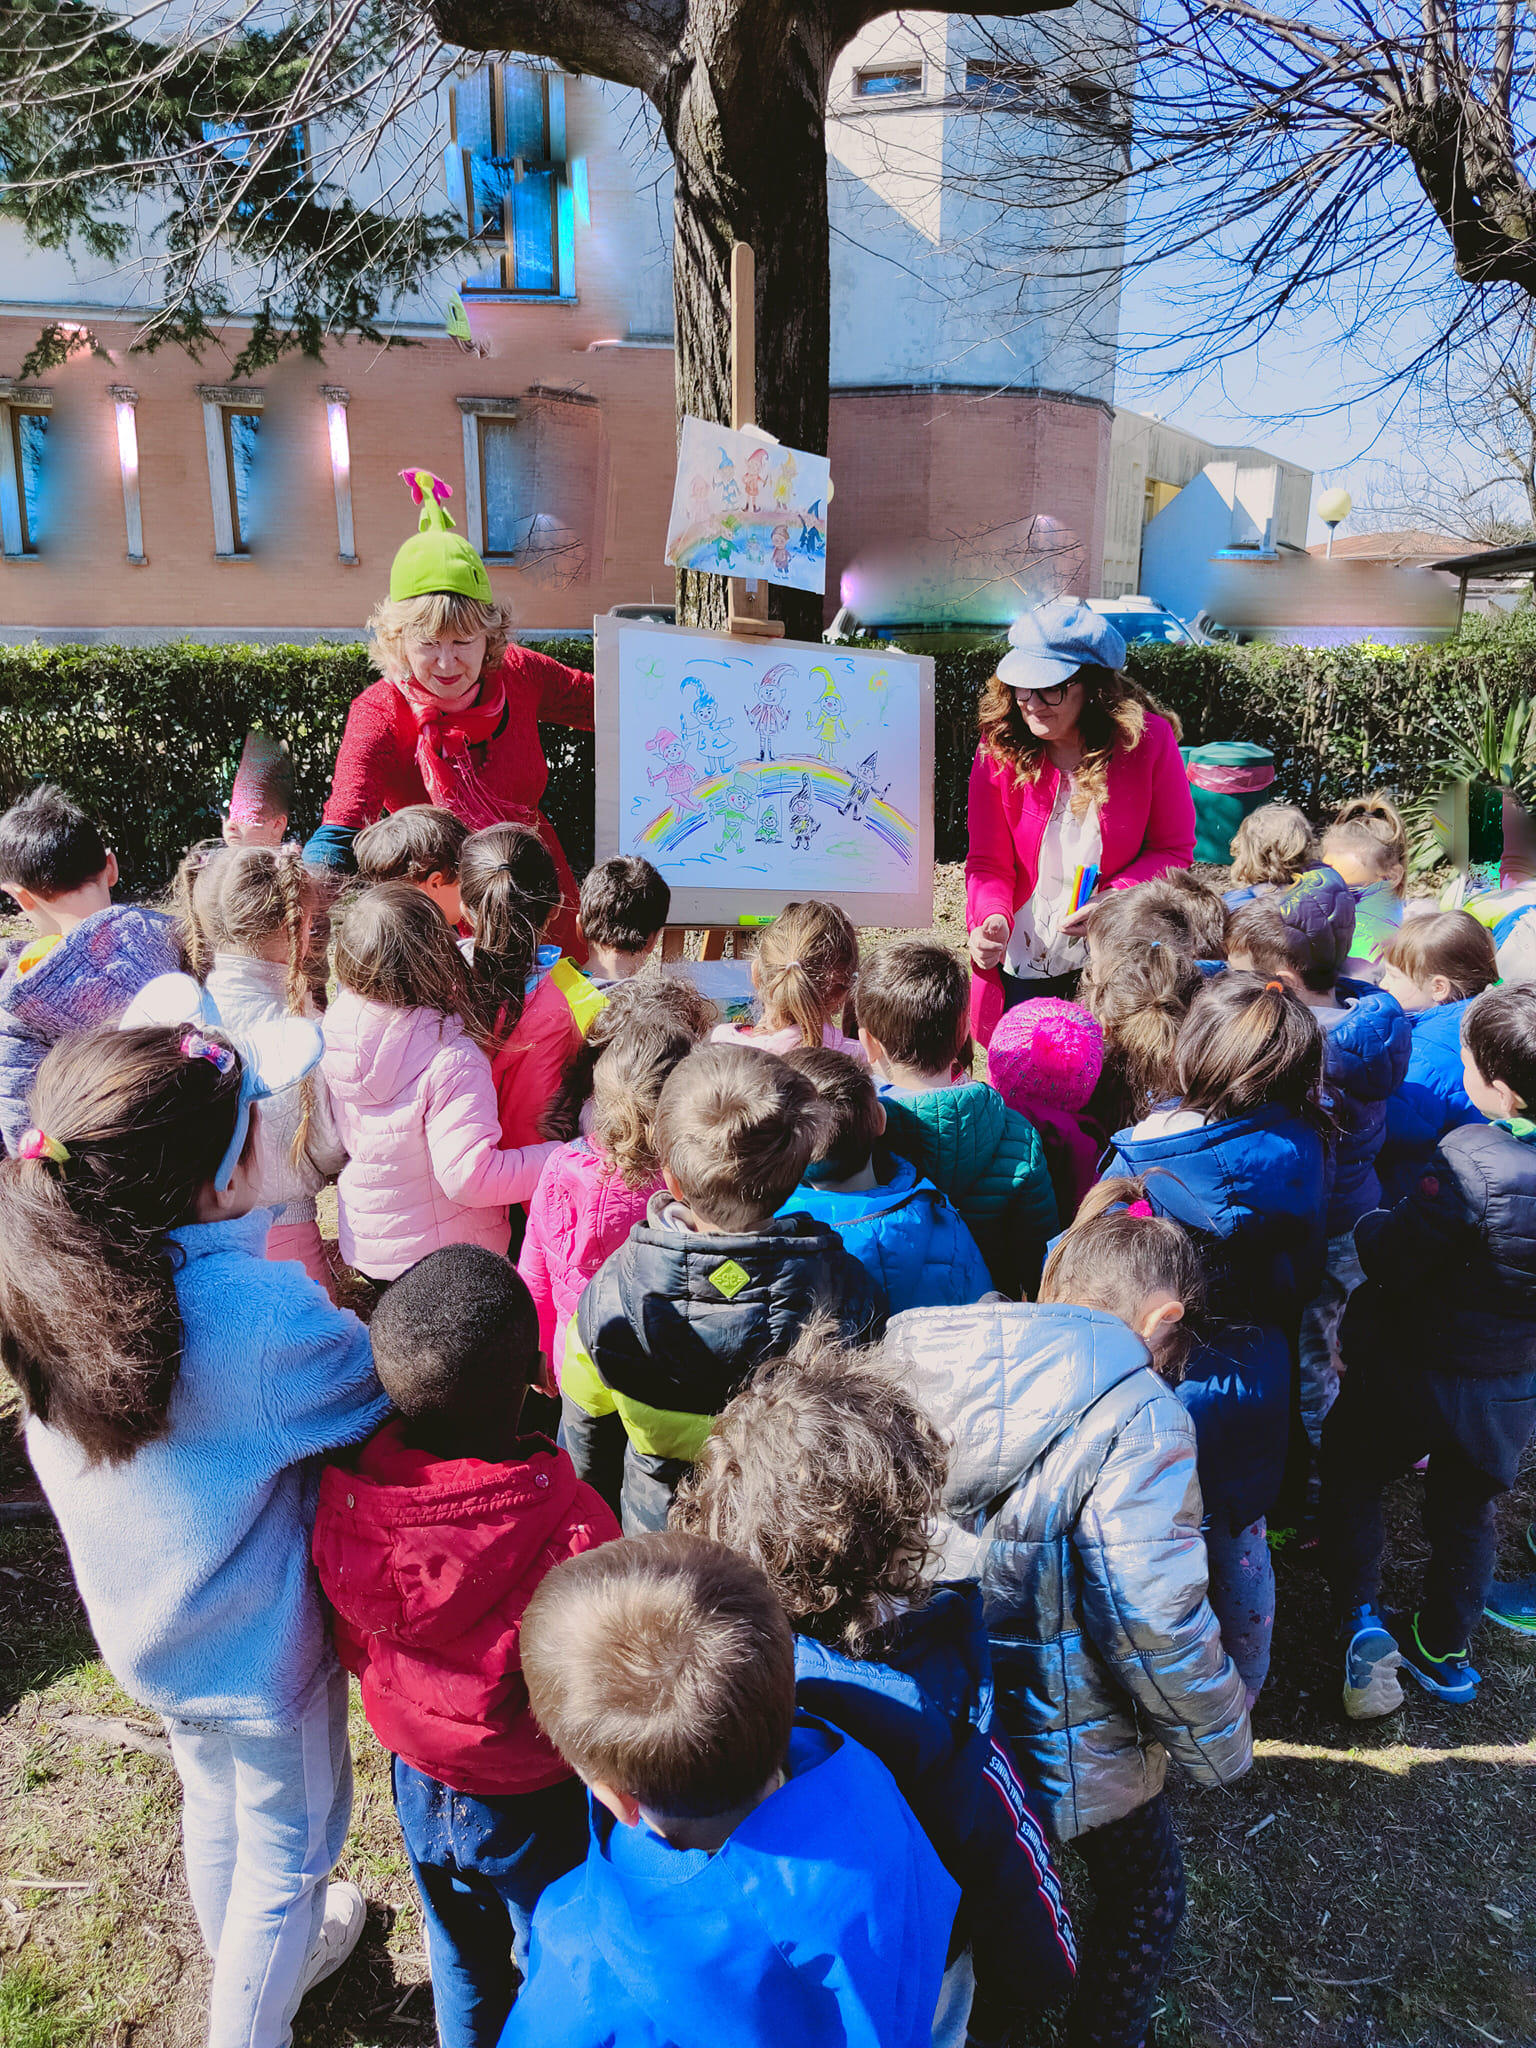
top-left (26, 1209), bottom-right (389, 1726)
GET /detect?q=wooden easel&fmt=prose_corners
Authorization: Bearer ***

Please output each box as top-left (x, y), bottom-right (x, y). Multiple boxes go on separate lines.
top-left (661, 240), bottom-right (784, 967)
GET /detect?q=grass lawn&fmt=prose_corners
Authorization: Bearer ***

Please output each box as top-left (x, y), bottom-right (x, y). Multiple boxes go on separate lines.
top-left (1, 873), bottom-right (1534, 2044)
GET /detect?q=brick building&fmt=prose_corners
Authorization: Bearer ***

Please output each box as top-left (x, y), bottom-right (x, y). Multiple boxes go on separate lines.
top-left (0, 11), bottom-right (1128, 643)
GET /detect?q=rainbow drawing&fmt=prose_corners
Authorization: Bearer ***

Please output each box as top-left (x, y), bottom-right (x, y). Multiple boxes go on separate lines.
top-left (635, 756), bottom-right (915, 864)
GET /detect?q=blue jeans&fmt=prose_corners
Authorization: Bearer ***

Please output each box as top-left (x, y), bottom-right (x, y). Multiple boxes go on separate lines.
top-left (392, 1757), bottom-right (590, 2048)
top-left (163, 1663), bottom-right (352, 2048)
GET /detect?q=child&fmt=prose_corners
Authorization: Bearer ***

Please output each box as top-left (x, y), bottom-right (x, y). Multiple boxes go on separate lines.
top-left (313, 1246), bottom-right (620, 2048)
top-left (223, 730), bottom-right (297, 848)
top-left (354, 804), bottom-right (469, 926)
top-left (560, 1042), bottom-right (886, 1532)
top-left (1224, 801), bottom-right (1319, 902)
top-left (711, 898), bottom-right (864, 1058)
top-left (500, 1532), bottom-right (959, 2048)
top-left (1133, 867), bottom-right (1229, 961)
top-left (674, 1334), bottom-right (1078, 2047)
top-left (1377, 910), bottom-right (1500, 1203)
top-left (575, 855), bottom-right (670, 989)
top-left (461, 824), bottom-right (597, 1150)
top-left (777, 1048), bottom-right (993, 1312)
top-left (859, 940), bottom-right (1058, 1297)
top-left (882, 1187), bottom-right (1252, 2048)
top-left (1103, 974), bottom-right (1330, 1699)
top-left (1078, 889), bottom-right (1204, 1134)
top-left (1227, 881), bottom-right (1412, 1446)
top-left (518, 982), bottom-right (712, 1388)
top-left (1322, 793), bottom-right (1408, 970)
top-left (181, 842), bottom-right (347, 1295)
top-left (985, 997), bottom-right (1107, 1223)
top-left (323, 883), bottom-right (556, 1282)
top-left (0, 783), bottom-right (182, 1154)
top-left (1323, 983), bottom-right (1536, 1716)
top-left (0, 1025), bottom-right (390, 2042)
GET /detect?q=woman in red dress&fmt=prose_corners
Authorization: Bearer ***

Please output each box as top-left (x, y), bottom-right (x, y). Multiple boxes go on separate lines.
top-left (305, 470), bottom-right (593, 955)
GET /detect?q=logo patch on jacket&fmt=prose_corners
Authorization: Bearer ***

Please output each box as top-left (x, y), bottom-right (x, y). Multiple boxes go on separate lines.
top-left (708, 1258), bottom-right (750, 1299)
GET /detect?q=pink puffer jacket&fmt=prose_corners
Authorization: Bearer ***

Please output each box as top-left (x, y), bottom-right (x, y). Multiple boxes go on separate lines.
top-left (516, 1137), bottom-right (660, 1384)
top-left (323, 991), bottom-right (557, 1281)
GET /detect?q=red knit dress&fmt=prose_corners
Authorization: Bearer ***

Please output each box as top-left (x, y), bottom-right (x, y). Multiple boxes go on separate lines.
top-left (317, 649), bottom-right (594, 954)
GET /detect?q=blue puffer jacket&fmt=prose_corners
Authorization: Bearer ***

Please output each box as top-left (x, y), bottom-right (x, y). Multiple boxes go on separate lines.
top-left (1322, 979), bottom-right (1412, 1235)
top-left (1377, 999), bottom-right (1485, 1207)
top-left (1103, 1104), bottom-right (1327, 1530)
top-left (0, 906), bottom-right (182, 1153)
top-left (779, 1154), bottom-right (993, 1314)
top-left (794, 1585), bottom-right (1076, 2009)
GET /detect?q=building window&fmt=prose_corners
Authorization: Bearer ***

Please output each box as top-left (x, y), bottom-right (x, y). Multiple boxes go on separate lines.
top-left (964, 60), bottom-right (1037, 104)
top-left (449, 63), bottom-right (574, 298)
top-left (198, 385), bottom-right (265, 556)
top-left (0, 384), bottom-right (52, 557)
top-left (458, 392), bottom-right (597, 585)
top-left (854, 64), bottom-right (924, 98)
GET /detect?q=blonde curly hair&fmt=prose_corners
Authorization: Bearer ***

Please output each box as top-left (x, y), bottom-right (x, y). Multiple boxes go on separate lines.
top-left (366, 591), bottom-right (512, 683)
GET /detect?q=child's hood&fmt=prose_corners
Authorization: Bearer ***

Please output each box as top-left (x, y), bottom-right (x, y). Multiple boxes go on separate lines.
top-left (322, 989), bottom-right (465, 1106)
top-left (0, 905), bottom-right (181, 1032)
top-left (882, 1303), bottom-right (1161, 1526)
top-left (1322, 977), bottom-right (1412, 1106)
top-left (1109, 1100), bottom-right (1326, 1237)
top-left (315, 1420), bottom-right (596, 1648)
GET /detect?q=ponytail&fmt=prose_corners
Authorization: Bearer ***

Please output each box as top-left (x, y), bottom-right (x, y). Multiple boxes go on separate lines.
top-left (541, 976), bottom-right (718, 1142)
top-left (459, 825), bottom-right (561, 1038)
top-left (1080, 894), bottom-right (1203, 1125)
top-left (170, 839), bottom-right (227, 978)
top-left (0, 1027), bottom-right (245, 1464)
top-left (754, 900), bottom-right (859, 1049)
top-left (1173, 971), bottom-right (1328, 1129)
top-left (1038, 1173), bottom-right (1204, 1379)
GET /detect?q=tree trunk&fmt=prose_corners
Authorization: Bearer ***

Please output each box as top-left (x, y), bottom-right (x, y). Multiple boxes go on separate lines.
top-left (663, 18), bottom-right (834, 639)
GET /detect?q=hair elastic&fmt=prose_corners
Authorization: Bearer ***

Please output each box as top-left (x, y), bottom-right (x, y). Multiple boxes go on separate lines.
top-left (182, 1031), bottom-right (235, 1074)
top-left (1264, 980), bottom-right (1284, 993)
top-left (1124, 1198), bottom-right (1153, 1219)
top-left (16, 1128), bottom-right (68, 1165)
top-left (1149, 939), bottom-right (1162, 950)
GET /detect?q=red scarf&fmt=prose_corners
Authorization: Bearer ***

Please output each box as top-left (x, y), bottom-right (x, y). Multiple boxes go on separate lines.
top-left (392, 671), bottom-right (533, 831)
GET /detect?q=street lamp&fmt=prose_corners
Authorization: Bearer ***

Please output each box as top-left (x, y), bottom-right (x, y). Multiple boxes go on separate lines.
top-left (1318, 486), bottom-right (1352, 559)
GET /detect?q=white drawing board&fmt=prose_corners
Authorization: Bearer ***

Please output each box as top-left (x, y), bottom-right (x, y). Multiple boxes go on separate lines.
top-left (594, 618), bottom-right (934, 927)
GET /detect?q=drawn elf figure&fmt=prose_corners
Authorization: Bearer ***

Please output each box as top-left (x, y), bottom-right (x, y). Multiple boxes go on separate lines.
top-left (771, 524), bottom-right (792, 576)
top-left (685, 679), bottom-right (736, 777)
top-left (710, 769), bottom-right (757, 855)
top-left (755, 799), bottom-right (782, 845)
top-left (742, 448), bottom-right (770, 511)
top-left (789, 775), bottom-right (821, 851)
top-left (688, 471), bottom-right (714, 524)
top-left (808, 671), bottom-right (850, 764)
top-left (836, 753), bottom-right (891, 823)
top-left (746, 665), bottom-right (792, 761)
top-left (645, 728), bottom-right (701, 813)
top-left (717, 447), bottom-right (741, 509)
top-left (772, 451), bottom-right (798, 509)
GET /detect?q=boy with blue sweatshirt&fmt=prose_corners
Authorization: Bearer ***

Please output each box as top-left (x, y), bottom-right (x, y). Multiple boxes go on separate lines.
top-left (858, 942), bottom-right (1057, 1298)
top-left (779, 1047), bottom-right (994, 1312)
top-left (0, 783), bottom-right (182, 1154)
top-left (500, 1531), bottom-right (958, 2048)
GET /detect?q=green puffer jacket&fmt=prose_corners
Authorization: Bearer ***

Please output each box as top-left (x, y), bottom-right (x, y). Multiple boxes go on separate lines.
top-left (880, 1083), bottom-right (1058, 1298)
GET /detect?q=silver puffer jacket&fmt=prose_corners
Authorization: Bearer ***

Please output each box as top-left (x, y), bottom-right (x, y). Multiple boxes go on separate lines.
top-left (884, 1303), bottom-right (1252, 1840)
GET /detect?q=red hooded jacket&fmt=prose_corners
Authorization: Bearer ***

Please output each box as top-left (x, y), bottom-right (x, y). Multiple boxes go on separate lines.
top-left (313, 1420), bottom-right (620, 1795)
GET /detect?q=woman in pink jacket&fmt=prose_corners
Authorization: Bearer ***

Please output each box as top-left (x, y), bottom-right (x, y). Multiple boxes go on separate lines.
top-left (323, 884), bottom-right (556, 1281)
top-left (967, 598), bottom-right (1196, 1047)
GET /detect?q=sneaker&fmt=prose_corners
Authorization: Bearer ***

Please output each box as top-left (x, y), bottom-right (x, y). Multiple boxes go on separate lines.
top-left (1341, 1606), bottom-right (1403, 1720)
top-left (1484, 1577), bottom-right (1536, 1637)
top-left (298, 1879), bottom-right (366, 2000)
top-left (1387, 1610), bottom-right (1480, 1704)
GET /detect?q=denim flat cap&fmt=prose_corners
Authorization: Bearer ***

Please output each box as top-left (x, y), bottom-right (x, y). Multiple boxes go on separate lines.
top-left (997, 598), bottom-right (1128, 692)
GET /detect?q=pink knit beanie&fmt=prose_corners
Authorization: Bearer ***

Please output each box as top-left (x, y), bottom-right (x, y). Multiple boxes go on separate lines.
top-left (988, 998), bottom-right (1104, 1113)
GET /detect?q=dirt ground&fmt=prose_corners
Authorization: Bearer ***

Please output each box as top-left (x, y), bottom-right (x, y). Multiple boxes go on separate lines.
top-left (2, 868), bottom-right (1534, 2046)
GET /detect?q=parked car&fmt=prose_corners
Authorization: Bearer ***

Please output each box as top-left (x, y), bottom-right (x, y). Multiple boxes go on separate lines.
top-left (1086, 597), bottom-right (1209, 646)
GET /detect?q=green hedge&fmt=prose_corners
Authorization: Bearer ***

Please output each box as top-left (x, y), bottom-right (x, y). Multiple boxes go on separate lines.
top-left (2, 614), bottom-right (1534, 896)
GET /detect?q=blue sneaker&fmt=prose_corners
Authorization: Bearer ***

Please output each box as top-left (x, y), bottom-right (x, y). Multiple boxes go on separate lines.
top-left (1341, 1606), bottom-right (1403, 1720)
top-left (1387, 1610), bottom-right (1480, 1703)
top-left (1484, 1577), bottom-right (1536, 1637)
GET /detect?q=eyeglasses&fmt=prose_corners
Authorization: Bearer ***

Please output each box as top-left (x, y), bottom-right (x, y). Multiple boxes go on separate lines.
top-left (1011, 680), bottom-right (1074, 708)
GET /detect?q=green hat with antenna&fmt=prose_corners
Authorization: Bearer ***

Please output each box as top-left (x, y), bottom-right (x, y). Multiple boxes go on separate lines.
top-left (390, 468), bottom-right (493, 603)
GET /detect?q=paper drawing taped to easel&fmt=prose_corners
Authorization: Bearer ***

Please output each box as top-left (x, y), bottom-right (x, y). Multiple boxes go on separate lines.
top-left (616, 625), bottom-right (919, 896)
top-left (665, 418), bottom-right (830, 595)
